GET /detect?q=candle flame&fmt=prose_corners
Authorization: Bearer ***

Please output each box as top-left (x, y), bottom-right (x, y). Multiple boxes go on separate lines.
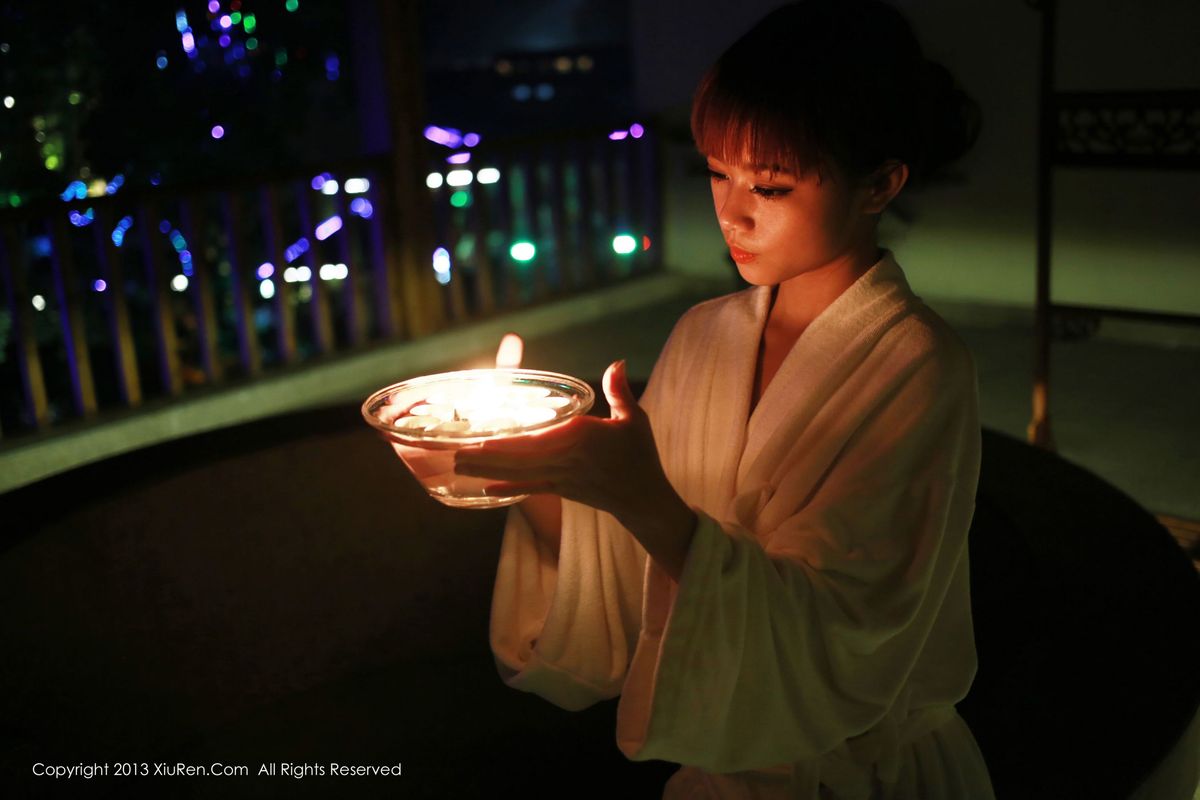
top-left (495, 333), bottom-right (523, 370)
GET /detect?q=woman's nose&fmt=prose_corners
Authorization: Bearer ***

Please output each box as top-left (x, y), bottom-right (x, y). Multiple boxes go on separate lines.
top-left (717, 191), bottom-right (753, 233)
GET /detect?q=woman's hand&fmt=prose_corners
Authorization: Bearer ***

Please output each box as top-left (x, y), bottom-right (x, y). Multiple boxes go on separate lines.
top-left (455, 359), bottom-right (697, 580)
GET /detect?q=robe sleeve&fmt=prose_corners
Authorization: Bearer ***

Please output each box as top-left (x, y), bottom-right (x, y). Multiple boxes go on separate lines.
top-left (488, 324), bottom-right (688, 711)
top-left (488, 501), bottom-right (647, 710)
top-left (617, 340), bottom-right (983, 772)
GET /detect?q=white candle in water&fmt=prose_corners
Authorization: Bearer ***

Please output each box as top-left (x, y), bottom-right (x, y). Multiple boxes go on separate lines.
top-left (394, 372), bottom-right (571, 435)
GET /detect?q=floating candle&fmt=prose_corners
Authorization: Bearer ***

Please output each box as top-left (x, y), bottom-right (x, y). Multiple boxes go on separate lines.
top-left (362, 368), bottom-right (595, 508)
top-left (386, 375), bottom-right (578, 436)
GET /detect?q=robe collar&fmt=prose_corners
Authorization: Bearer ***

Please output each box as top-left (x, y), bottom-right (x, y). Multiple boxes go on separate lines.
top-left (675, 250), bottom-right (918, 528)
top-left (726, 250), bottom-right (916, 504)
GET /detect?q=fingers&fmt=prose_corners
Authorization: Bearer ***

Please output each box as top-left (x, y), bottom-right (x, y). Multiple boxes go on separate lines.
top-left (603, 359), bottom-right (638, 421)
top-left (495, 332), bottom-right (524, 369)
top-left (456, 416), bottom-right (588, 456)
top-left (455, 455), bottom-right (559, 483)
top-left (483, 480), bottom-right (556, 497)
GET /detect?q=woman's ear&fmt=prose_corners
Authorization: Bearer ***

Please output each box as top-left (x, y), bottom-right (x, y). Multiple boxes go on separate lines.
top-left (863, 160), bottom-right (909, 214)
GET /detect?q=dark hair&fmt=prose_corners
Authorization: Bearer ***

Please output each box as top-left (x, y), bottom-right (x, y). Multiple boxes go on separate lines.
top-left (691, 0), bottom-right (981, 186)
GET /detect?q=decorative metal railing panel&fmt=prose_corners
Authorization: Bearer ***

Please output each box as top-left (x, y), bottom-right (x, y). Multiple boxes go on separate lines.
top-left (1055, 90), bottom-right (1200, 169)
top-left (0, 128), bottom-right (661, 441)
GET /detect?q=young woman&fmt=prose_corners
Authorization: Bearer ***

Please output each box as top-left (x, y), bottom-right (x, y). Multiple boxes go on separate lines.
top-left (454, 1), bottom-right (992, 796)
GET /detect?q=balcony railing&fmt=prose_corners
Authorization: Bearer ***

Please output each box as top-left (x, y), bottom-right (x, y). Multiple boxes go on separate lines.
top-left (0, 126), bottom-right (661, 442)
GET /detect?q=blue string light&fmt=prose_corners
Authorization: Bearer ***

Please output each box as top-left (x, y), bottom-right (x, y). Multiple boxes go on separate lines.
top-left (68, 208), bottom-right (95, 227)
top-left (112, 216), bottom-right (134, 247)
top-left (285, 237), bottom-right (310, 263)
top-left (59, 180), bottom-right (87, 201)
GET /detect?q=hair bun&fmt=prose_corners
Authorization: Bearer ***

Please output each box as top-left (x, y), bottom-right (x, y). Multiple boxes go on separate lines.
top-left (913, 59), bottom-right (982, 183)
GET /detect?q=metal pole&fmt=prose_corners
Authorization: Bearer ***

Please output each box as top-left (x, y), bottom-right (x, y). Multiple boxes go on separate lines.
top-left (1028, 0), bottom-right (1057, 449)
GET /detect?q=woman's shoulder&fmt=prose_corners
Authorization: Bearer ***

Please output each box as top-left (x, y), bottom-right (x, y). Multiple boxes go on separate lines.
top-left (674, 285), bottom-right (764, 334)
top-left (893, 299), bottom-right (977, 388)
top-left (652, 286), bottom-right (764, 368)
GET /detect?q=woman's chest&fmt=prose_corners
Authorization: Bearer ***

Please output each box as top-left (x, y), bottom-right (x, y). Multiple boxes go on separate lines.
top-left (752, 323), bottom-right (806, 414)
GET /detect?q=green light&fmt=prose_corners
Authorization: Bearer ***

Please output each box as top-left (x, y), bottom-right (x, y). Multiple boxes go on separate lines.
top-left (244, 13), bottom-right (256, 33)
top-left (449, 190), bottom-right (470, 208)
top-left (44, 155), bottom-right (60, 170)
top-left (8, 193), bottom-right (20, 207)
top-left (246, 37), bottom-right (258, 50)
top-left (454, 234), bottom-right (476, 261)
top-left (510, 241), bottom-right (536, 262)
top-left (275, 49), bottom-right (288, 66)
top-left (285, 0), bottom-right (299, 11)
top-left (230, 11), bottom-right (242, 24)
top-left (612, 234), bottom-right (637, 255)
top-left (67, 91), bottom-right (82, 105)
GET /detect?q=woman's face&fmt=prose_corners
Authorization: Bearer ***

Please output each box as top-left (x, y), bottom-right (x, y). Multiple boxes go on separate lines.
top-left (705, 152), bottom-right (877, 286)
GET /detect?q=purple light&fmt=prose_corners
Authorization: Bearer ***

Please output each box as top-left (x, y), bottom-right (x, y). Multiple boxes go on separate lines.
top-left (314, 216), bottom-right (343, 241)
top-left (325, 55), bottom-right (339, 71)
top-left (159, 220), bottom-right (173, 234)
top-left (211, 125), bottom-right (225, 139)
top-left (423, 125), bottom-right (463, 149)
top-left (446, 152), bottom-right (471, 164)
top-left (93, 279), bottom-right (107, 292)
top-left (311, 174), bottom-right (326, 191)
top-left (219, 14), bottom-right (232, 29)
top-left (208, 0), bottom-right (219, 12)
top-left (257, 263), bottom-right (274, 279)
top-left (219, 34), bottom-right (231, 48)
top-left (181, 31), bottom-right (196, 54)
top-left (609, 130), bottom-right (629, 141)
top-left (463, 132), bottom-right (481, 147)
top-left (630, 123), bottom-right (645, 139)
top-left (284, 238), bottom-right (310, 263)
top-left (349, 198), bottom-right (374, 219)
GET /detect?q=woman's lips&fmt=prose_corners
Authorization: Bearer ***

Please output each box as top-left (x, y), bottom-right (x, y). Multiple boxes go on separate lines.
top-left (729, 245), bottom-right (757, 264)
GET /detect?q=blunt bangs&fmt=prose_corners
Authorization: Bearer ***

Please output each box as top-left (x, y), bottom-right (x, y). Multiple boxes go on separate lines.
top-left (690, 62), bottom-right (828, 179)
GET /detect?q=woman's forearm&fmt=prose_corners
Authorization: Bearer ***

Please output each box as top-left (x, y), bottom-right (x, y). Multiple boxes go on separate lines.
top-left (617, 479), bottom-right (697, 583)
top-left (517, 483), bottom-right (695, 581)
top-left (518, 493), bottom-right (562, 560)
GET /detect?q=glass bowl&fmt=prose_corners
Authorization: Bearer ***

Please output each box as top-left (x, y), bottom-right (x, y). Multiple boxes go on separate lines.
top-left (362, 368), bottom-right (595, 508)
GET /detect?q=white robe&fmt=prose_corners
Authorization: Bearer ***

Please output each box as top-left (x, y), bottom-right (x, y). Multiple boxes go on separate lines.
top-left (489, 252), bottom-right (996, 799)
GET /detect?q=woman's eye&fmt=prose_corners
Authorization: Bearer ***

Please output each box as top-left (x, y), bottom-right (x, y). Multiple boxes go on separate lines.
top-left (752, 186), bottom-right (790, 199)
top-left (707, 168), bottom-right (727, 182)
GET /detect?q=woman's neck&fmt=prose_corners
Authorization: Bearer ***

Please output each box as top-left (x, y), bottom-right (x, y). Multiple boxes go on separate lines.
top-left (767, 245), bottom-right (881, 333)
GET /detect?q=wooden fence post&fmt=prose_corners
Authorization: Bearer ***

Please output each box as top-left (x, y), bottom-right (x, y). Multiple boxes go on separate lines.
top-left (378, 0), bottom-right (445, 338)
